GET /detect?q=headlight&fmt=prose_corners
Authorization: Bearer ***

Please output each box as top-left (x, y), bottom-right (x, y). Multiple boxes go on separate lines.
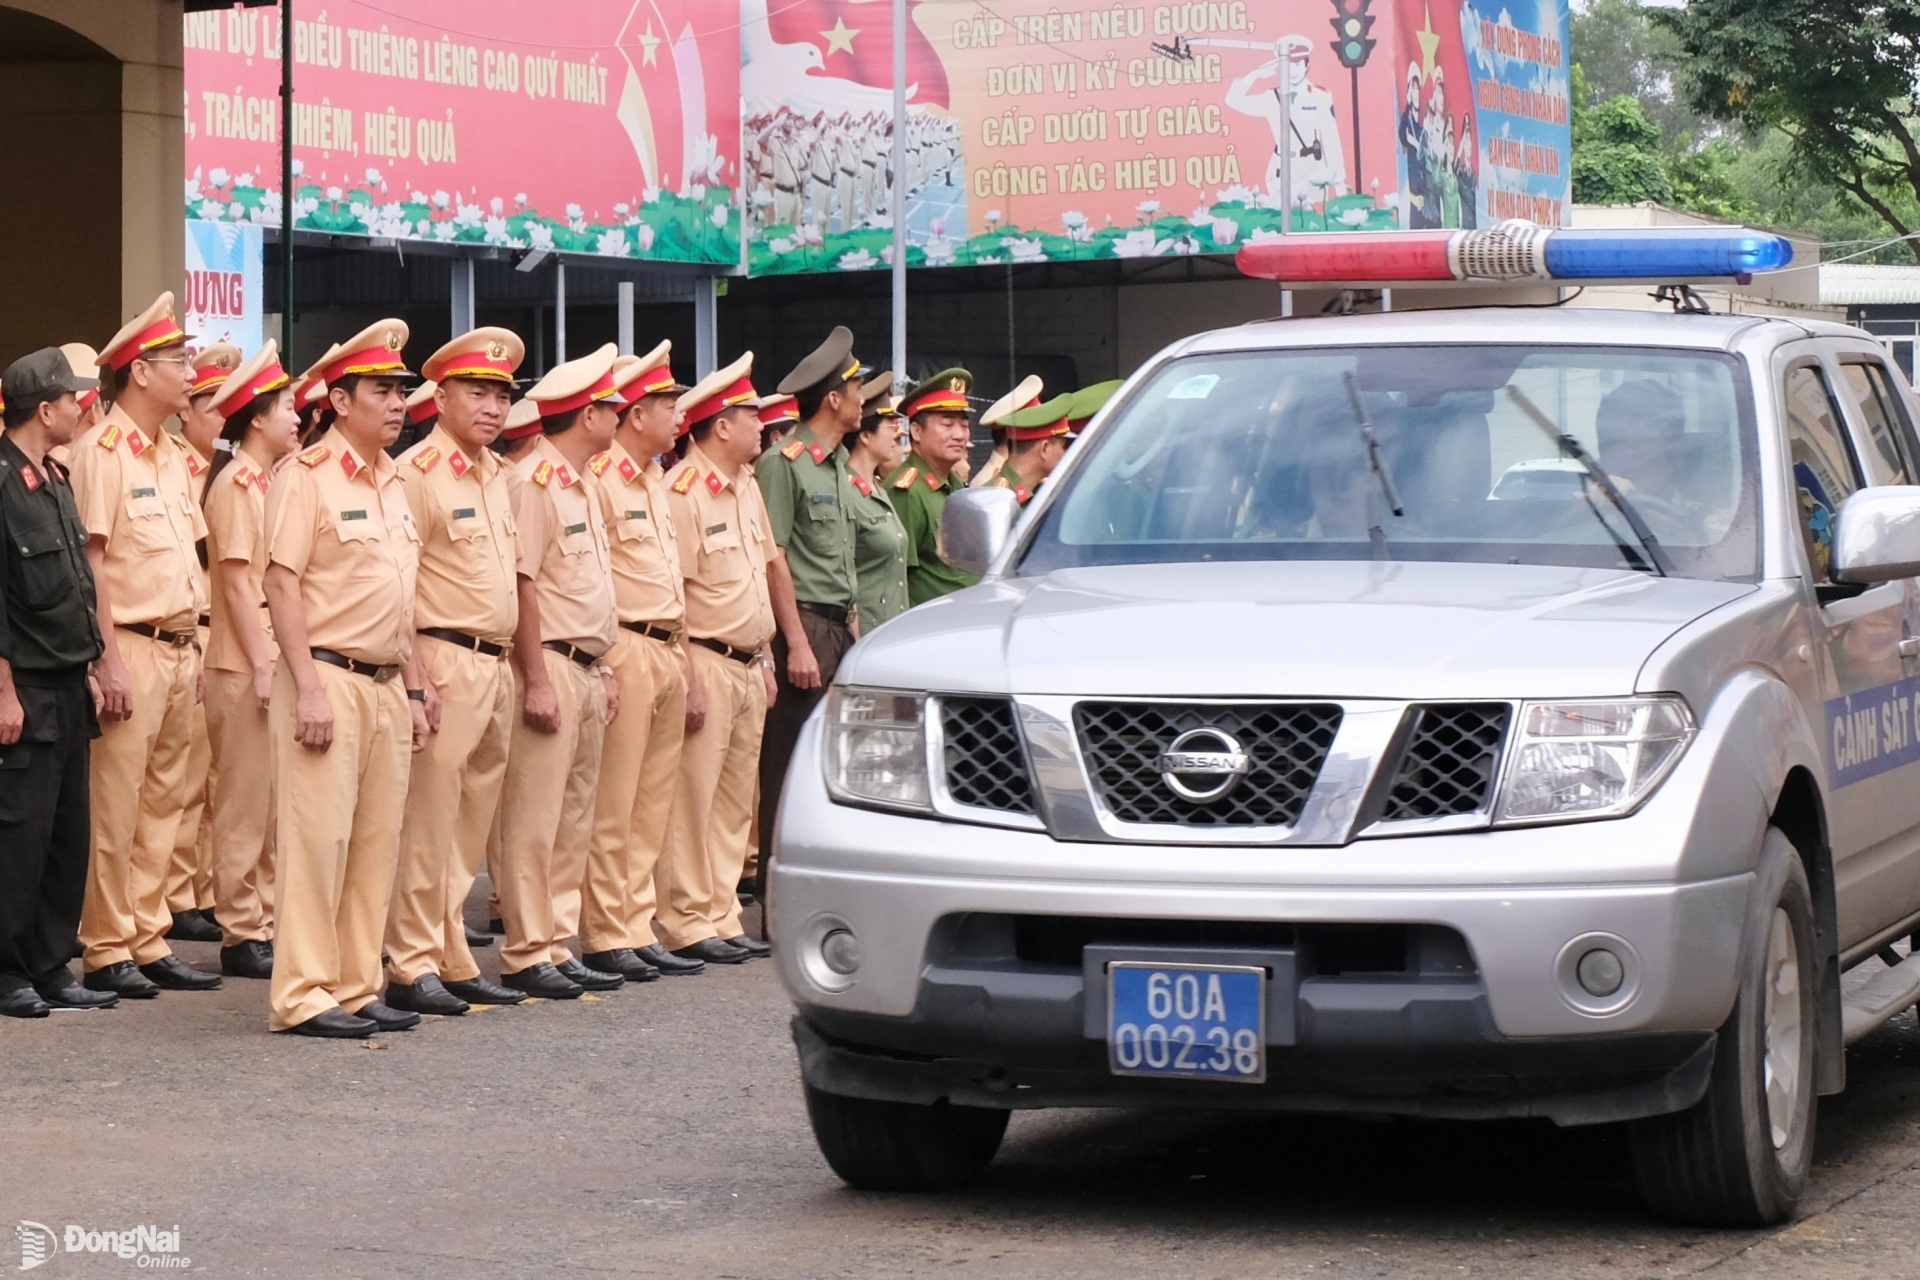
top-left (823, 686), bottom-right (931, 811)
top-left (1493, 697), bottom-right (1694, 825)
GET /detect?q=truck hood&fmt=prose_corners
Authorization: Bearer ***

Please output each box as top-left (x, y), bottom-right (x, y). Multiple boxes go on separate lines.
top-left (842, 560), bottom-right (1756, 700)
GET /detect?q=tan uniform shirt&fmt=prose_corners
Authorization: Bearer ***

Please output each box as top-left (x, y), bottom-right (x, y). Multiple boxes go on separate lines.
top-left (202, 455), bottom-right (277, 674)
top-left (590, 441), bottom-right (686, 629)
top-left (663, 441), bottom-right (775, 651)
top-left (68, 404), bottom-right (209, 630)
top-left (399, 425), bottom-right (519, 645)
top-left (510, 435), bottom-right (618, 657)
top-left (264, 427), bottom-right (420, 665)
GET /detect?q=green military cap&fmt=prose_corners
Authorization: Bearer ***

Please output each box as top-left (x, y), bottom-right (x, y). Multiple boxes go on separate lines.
top-left (900, 367), bottom-right (974, 420)
top-left (999, 393), bottom-right (1075, 440)
top-left (1067, 379), bottom-right (1124, 432)
top-left (860, 370), bottom-right (896, 410)
top-left (776, 325), bottom-right (865, 397)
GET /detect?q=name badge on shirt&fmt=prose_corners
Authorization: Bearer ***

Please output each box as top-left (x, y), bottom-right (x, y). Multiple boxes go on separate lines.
top-left (706, 522), bottom-right (728, 536)
top-left (453, 507), bottom-right (477, 520)
top-left (810, 492), bottom-right (836, 505)
top-left (341, 509), bottom-right (368, 521)
top-left (625, 509), bottom-right (648, 520)
top-left (131, 486), bottom-right (158, 499)
top-left (564, 521), bottom-right (588, 535)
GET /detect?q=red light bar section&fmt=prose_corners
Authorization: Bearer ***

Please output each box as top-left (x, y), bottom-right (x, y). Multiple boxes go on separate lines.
top-left (1236, 232), bottom-right (1455, 283)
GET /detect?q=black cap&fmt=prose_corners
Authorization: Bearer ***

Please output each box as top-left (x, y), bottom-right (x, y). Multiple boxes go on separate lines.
top-left (775, 325), bottom-right (867, 398)
top-left (3, 347), bottom-right (98, 415)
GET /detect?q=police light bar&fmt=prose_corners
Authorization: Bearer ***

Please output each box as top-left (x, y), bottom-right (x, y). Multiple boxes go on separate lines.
top-left (1235, 220), bottom-right (1794, 288)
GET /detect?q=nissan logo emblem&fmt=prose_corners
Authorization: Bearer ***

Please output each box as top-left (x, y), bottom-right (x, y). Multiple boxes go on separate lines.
top-left (1156, 727), bottom-right (1251, 803)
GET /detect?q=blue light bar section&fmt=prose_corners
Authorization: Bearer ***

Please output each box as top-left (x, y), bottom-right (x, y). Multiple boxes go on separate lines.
top-left (1542, 228), bottom-right (1794, 280)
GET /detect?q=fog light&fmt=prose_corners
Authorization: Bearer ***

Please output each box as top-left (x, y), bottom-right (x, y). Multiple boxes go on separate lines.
top-left (820, 928), bottom-right (861, 976)
top-left (1576, 947), bottom-right (1625, 997)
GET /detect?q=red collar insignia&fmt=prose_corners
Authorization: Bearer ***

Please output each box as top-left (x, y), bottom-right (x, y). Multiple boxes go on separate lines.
top-left (923, 470), bottom-right (940, 491)
top-left (705, 469), bottom-right (724, 495)
top-left (850, 474), bottom-right (872, 497)
top-left (20, 463), bottom-right (40, 492)
top-left (448, 450), bottom-right (470, 479)
top-left (618, 456), bottom-right (639, 483)
top-left (126, 430), bottom-right (147, 457)
top-left (807, 441), bottom-right (826, 463)
top-left (339, 450), bottom-right (360, 480)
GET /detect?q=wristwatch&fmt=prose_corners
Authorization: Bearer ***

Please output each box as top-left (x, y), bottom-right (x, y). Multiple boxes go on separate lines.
top-left (406, 687), bottom-right (426, 703)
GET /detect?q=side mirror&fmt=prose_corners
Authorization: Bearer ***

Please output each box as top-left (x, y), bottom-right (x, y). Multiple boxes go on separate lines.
top-left (1832, 485), bottom-right (1920, 584)
top-left (938, 487), bottom-right (1021, 577)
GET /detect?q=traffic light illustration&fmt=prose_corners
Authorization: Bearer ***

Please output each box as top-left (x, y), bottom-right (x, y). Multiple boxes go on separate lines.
top-left (1330, 0), bottom-right (1377, 69)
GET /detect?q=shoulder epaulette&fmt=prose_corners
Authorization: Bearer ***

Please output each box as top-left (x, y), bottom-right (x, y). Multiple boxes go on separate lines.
top-left (296, 444), bottom-right (330, 468)
top-left (670, 467), bottom-right (697, 495)
top-left (229, 465), bottom-right (255, 489)
top-left (589, 452), bottom-right (612, 477)
top-left (531, 460), bottom-right (554, 487)
top-left (410, 446), bottom-right (441, 472)
top-left (993, 477), bottom-right (1009, 488)
top-left (892, 467), bottom-right (917, 490)
top-left (780, 438), bottom-right (806, 461)
top-left (98, 425), bottom-right (122, 451)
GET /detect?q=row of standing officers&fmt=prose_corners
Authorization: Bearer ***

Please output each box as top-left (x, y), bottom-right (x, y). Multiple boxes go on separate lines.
top-left (0, 290), bottom-right (1110, 1033)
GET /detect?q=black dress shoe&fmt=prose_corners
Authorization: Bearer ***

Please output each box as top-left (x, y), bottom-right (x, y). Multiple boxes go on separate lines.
top-left (499, 962), bottom-right (584, 999)
top-left (349, 1000), bottom-right (421, 1031)
top-left (464, 925), bottom-right (493, 948)
top-left (284, 1008), bottom-right (377, 1038)
top-left (34, 973), bottom-right (119, 1010)
top-left (583, 949), bottom-right (659, 982)
top-left (84, 961), bottom-right (161, 999)
top-left (220, 940), bottom-right (274, 979)
top-left (555, 957), bottom-right (624, 991)
top-left (443, 975), bottom-right (526, 1005)
top-left (138, 955), bottom-right (222, 991)
top-left (723, 934), bottom-right (773, 959)
top-left (672, 937), bottom-right (750, 965)
top-left (193, 907), bottom-right (221, 930)
top-left (384, 975), bottom-right (469, 1017)
top-left (165, 910), bottom-right (221, 943)
top-left (0, 987), bottom-right (51, 1019)
top-left (736, 879), bottom-right (757, 906)
top-left (635, 943), bottom-right (705, 975)
top-left (486, 917), bottom-right (506, 935)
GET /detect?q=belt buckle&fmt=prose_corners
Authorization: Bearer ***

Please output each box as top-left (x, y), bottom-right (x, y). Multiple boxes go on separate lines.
top-left (169, 630), bottom-right (194, 648)
top-left (373, 665), bottom-right (398, 683)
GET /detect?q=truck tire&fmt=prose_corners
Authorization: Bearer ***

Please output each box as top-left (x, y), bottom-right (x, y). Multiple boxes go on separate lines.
top-left (1629, 833), bottom-right (1816, 1226)
top-left (803, 1083), bottom-right (1010, 1191)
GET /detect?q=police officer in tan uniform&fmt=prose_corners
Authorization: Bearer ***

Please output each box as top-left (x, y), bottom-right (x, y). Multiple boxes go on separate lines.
top-left (658, 354), bottom-right (779, 965)
top-left (581, 344), bottom-right (704, 980)
top-left (70, 293), bottom-right (222, 998)
top-left (497, 345), bottom-right (625, 999)
top-left (383, 330), bottom-right (528, 1016)
top-left (262, 320), bottom-right (425, 1037)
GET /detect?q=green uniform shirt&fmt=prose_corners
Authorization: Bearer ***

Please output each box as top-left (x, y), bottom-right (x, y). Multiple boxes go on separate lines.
top-left (0, 435), bottom-right (104, 673)
top-left (885, 451), bottom-right (979, 606)
top-left (849, 474), bottom-right (910, 629)
top-left (754, 423), bottom-right (858, 612)
top-left (990, 459), bottom-right (1034, 504)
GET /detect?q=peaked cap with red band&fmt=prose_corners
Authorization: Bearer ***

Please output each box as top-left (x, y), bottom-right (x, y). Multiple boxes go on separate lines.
top-left (980, 374), bottom-right (1044, 429)
top-left (501, 397), bottom-right (543, 440)
top-left (99, 292), bottom-right (191, 370)
top-left (675, 352), bottom-right (758, 433)
top-left (405, 380), bottom-right (440, 425)
top-left (293, 343), bottom-right (339, 412)
top-left (526, 343), bottom-right (621, 419)
top-left (317, 319), bottom-right (411, 385)
top-left (207, 339), bottom-right (292, 419)
top-left (59, 343), bottom-right (102, 410)
top-left (999, 393), bottom-right (1075, 442)
top-left (421, 326), bottom-right (524, 385)
top-left (188, 342), bottom-right (243, 397)
top-left (757, 393), bottom-right (800, 428)
top-left (900, 367), bottom-right (975, 420)
top-left (610, 340), bottom-right (686, 408)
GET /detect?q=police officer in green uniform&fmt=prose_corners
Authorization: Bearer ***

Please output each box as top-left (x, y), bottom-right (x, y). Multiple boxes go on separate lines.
top-left (886, 368), bottom-right (978, 605)
top-left (845, 376), bottom-right (911, 630)
top-left (990, 393), bottom-right (1076, 504)
top-left (755, 326), bottom-right (866, 890)
top-left (1066, 379), bottom-right (1124, 437)
top-left (0, 349), bottom-right (111, 1019)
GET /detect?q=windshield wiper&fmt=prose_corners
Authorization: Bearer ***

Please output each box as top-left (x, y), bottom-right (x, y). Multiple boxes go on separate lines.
top-left (1503, 386), bottom-right (1671, 577)
top-left (1342, 371), bottom-right (1404, 562)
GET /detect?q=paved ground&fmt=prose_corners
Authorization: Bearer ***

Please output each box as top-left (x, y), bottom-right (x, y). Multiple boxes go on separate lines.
top-left (10, 906), bottom-right (1920, 1279)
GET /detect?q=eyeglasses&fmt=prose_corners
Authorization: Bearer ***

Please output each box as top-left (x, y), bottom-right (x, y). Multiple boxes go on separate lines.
top-left (139, 355), bottom-right (193, 370)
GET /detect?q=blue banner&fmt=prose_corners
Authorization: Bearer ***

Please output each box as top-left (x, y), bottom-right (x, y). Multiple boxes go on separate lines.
top-left (1827, 676), bottom-right (1920, 788)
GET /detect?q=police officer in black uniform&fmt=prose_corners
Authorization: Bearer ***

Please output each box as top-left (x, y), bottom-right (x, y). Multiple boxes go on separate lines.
top-left (0, 348), bottom-right (111, 1018)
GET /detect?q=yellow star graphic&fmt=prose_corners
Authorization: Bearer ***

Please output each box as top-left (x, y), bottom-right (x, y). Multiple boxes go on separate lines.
top-left (1416, 0), bottom-right (1441, 82)
top-left (638, 21), bottom-right (661, 67)
top-left (821, 16), bottom-right (860, 56)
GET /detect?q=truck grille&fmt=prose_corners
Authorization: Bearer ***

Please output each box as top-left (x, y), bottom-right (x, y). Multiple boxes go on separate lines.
top-left (1073, 702), bottom-right (1343, 827)
top-left (940, 697), bottom-right (1036, 815)
top-left (1381, 703), bottom-right (1511, 821)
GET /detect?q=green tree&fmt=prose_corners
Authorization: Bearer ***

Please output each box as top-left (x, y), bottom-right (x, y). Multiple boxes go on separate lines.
top-left (1572, 93), bottom-right (1674, 204)
top-left (1570, 0), bottom-right (1711, 142)
top-left (1656, 0), bottom-right (1920, 261)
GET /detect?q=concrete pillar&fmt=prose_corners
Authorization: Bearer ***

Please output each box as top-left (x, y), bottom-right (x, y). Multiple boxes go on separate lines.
top-left (451, 257), bottom-right (475, 337)
top-left (694, 276), bottom-right (718, 378)
top-left (617, 280), bottom-right (635, 356)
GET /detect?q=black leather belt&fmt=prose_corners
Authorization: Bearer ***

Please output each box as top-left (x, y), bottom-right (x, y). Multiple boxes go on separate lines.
top-left (120, 622), bottom-right (196, 647)
top-left (690, 637), bottom-right (758, 665)
top-left (797, 601), bottom-right (851, 625)
top-left (542, 640), bottom-right (604, 669)
top-left (310, 647), bottom-right (401, 682)
top-left (620, 620), bottom-right (679, 644)
top-left (196, 614), bottom-right (212, 629)
top-left (420, 627), bottom-right (509, 658)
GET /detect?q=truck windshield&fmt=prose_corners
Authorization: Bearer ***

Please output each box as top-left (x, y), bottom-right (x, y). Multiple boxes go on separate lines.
top-left (1017, 344), bottom-right (1760, 582)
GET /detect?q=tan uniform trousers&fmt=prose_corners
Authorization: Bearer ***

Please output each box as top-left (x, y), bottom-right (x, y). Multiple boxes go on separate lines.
top-left (163, 660), bottom-right (215, 914)
top-left (267, 660), bottom-right (409, 1030)
top-left (204, 668), bottom-right (275, 944)
top-left (386, 639), bottom-right (514, 985)
top-left (583, 630), bottom-right (688, 953)
top-left (656, 646), bottom-right (765, 949)
top-left (497, 649), bottom-right (605, 972)
top-left (79, 630), bottom-right (200, 970)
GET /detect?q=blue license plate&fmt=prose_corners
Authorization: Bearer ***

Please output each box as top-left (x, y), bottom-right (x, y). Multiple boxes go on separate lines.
top-left (1106, 962), bottom-right (1266, 1083)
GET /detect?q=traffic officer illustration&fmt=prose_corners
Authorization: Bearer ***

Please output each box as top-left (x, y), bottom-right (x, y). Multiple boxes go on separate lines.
top-left (384, 328), bottom-right (529, 1016)
top-left (1224, 34), bottom-right (1350, 211)
top-left (886, 367), bottom-right (979, 606)
top-left (261, 319), bottom-right (423, 1038)
top-left (69, 292), bottom-right (221, 1000)
top-left (0, 348), bottom-right (109, 1019)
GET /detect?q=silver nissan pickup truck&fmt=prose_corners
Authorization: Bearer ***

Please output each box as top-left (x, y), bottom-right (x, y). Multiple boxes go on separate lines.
top-left (770, 302), bottom-right (1920, 1226)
